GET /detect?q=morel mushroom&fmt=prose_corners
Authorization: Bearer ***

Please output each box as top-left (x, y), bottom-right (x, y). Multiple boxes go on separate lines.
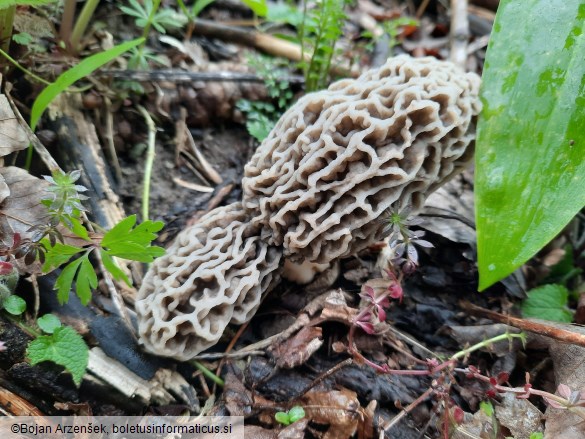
top-left (136, 55), bottom-right (481, 360)
top-left (136, 203), bottom-right (281, 360)
top-left (243, 55), bottom-right (481, 264)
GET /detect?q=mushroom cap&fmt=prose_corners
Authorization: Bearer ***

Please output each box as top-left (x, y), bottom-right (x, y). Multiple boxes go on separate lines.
top-left (135, 203), bottom-right (281, 360)
top-left (242, 55), bottom-right (481, 264)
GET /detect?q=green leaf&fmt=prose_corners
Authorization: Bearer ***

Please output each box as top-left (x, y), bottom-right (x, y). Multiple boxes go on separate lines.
top-left (26, 326), bottom-right (89, 386)
top-left (37, 314), bottom-right (61, 334)
top-left (42, 240), bottom-right (84, 272)
top-left (530, 433), bottom-right (544, 439)
top-left (2, 295), bottom-right (26, 315)
top-left (30, 38), bottom-right (144, 131)
top-left (479, 400), bottom-right (494, 417)
top-left (0, 0), bottom-right (55, 6)
top-left (100, 250), bottom-right (131, 286)
top-left (521, 284), bottom-right (574, 323)
top-left (241, 0), bottom-right (267, 17)
top-left (287, 406), bottom-right (305, 423)
top-left (475, 1), bottom-right (585, 290)
top-left (75, 256), bottom-right (97, 305)
top-left (55, 257), bottom-right (84, 304)
top-left (69, 216), bottom-right (90, 241)
top-left (101, 216), bottom-right (165, 263)
top-left (191, 0), bottom-right (215, 18)
top-left (274, 412), bottom-right (291, 426)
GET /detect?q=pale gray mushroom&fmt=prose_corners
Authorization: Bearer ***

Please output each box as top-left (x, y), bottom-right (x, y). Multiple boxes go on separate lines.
top-left (136, 56), bottom-right (481, 360)
top-left (135, 203), bottom-right (281, 360)
top-left (243, 55), bottom-right (481, 265)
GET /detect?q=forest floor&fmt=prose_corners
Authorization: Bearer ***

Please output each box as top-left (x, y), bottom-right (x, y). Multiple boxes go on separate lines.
top-left (0, 1), bottom-right (583, 438)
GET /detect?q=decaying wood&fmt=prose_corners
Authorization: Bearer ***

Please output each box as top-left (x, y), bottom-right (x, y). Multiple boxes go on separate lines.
top-left (86, 347), bottom-right (176, 406)
top-left (0, 383), bottom-right (45, 416)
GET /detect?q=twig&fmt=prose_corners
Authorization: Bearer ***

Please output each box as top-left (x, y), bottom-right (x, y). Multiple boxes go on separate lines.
top-left (462, 301), bottom-right (585, 348)
top-left (450, 0), bottom-right (470, 68)
top-left (99, 69), bottom-right (305, 84)
top-left (103, 97), bottom-right (123, 183)
top-left (415, 0), bottom-right (432, 19)
top-left (294, 358), bottom-right (353, 399)
top-left (190, 19), bottom-right (354, 78)
top-left (137, 105), bottom-right (156, 221)
top-left (380, 387), bottom-right (434, 437)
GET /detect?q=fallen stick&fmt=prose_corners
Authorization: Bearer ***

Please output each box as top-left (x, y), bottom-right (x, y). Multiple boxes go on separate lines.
top-left (462, 301), bottom-right (585, 348)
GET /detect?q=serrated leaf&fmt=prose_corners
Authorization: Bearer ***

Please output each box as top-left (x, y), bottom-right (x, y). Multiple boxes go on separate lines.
top-left (475, 1), bottom-right (585, 289)
top-left (2, 295), bottom-right (26, 315)
top-left (101, 215), bottom-right (137, 247)
top-left (55, 257), bottom-right (84, 304)
top-left (26, 326), bottom-right (88, 386)
top-left (75, 256), bottom-right (97, 305)
top-left (30, 38), bottom-right (144, 131)
top-left (42, 240), bottom-right (84, 271)
top-left (521, 284), bottom-right (574, 323)
top-left (101, 216), bottom-right (165, 263)
top-left (100, 250), bottom-right (131, 286)
top-left (37, 314), bottom-right (61, 334)
top-left (69, 216), bottom-right (90, 241)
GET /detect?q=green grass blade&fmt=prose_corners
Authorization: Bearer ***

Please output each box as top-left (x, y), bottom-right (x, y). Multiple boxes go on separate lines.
top-left (475, 1), bottom-right (585, 290)
top-left (30, 38), bottom-right (144, 131)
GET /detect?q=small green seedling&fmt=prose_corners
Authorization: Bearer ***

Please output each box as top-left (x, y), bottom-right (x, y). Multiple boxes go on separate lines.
top-left (275, 406), bottom-right (305, 426)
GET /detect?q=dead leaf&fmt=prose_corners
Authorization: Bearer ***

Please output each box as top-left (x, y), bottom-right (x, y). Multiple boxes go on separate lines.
top-left (269, 326), bottom-right (323, 369)
top-left (0, 96), bottom-right (28, 157)
top-left (301, 389), bottom-right (361, 439)
top-left (0, 166), bottom-right (50, 239)
top-left (420, 176), bottom-right (475, 245)
top-left (495, 392), bottom-right (544, 438)
top-left (540, 324), bottom-right (585, 438)
top-left (0, 173), bottom-right (9, 204)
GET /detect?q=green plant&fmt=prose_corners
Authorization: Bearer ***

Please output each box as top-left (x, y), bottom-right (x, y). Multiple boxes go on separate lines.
top-left (275, 406), bottom-right (305, 426)
top-left (237, 54), bottom-right (294, 142)
top-left (299, 0), bottom-right (349, 92)
top-left (120, 0), bottom-right (186, 34)
top-left (521, 284), bottom-right (574, 323)
top-left (0, 266), bottom-right (89, 386)
top-left (27, 317), bottom-right (88, 386)
top-left (475, 0), bottom-right (585, 289)
top-left (30, 38), bottom-right (144, 131)
top-left (362, 17), bottom-right (418, 56)
top-left (27, 170), bottom-right (165, 305)
top-left (177, 0), bottom-right (215, 38)
top-left (0, 1), bottom-right (56, 52)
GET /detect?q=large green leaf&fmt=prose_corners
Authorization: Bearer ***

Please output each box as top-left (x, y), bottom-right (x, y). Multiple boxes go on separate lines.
top-left (476, 1), bottom-right (585, 290)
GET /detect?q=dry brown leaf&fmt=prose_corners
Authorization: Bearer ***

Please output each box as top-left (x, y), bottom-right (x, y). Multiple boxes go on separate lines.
top-left (269, 326), bottom-right (323, 369)
top-left (541, 324), bottom-right (585, 438)
top-left (0, 166), bottom-right (50, 240)
top-left (495, 392), bottom-right (544, 438)
top-left (0, 96), bottom-right (28, 157)
top-left (301, 389), bottom-right (361, 439)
